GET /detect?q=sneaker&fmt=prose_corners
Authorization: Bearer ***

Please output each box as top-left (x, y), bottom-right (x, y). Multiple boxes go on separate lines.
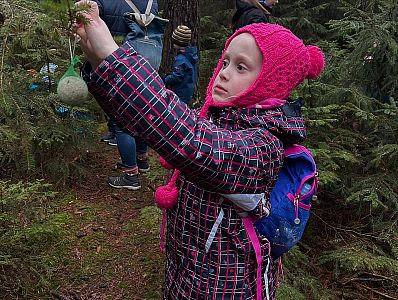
top-left (107, 137), bottom-right (118, 146)
top-left (100, 132), bottom-right (115, 143)
top-left (137, 157), bottom-right (150, 173)
top-left (107, 174), bottom-right (141, 190)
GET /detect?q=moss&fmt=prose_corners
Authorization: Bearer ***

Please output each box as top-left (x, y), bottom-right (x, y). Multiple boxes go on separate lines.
top-left (277, 284), bottom-right (307, 300)
top-left (138, 206), bottom-right (162, 230)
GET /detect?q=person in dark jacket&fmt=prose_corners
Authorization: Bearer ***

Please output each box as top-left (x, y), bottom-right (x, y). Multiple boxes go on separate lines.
top-left (164, 25), bottom-right (199, 105)
top-left (93, 0), bottom-right (160, 190)
top-left (94, 0), bottom-right (158, 36)
top-left (75, 1), bottom-right (325, 297)
top-left (232, 0), bottom-right (278, 32)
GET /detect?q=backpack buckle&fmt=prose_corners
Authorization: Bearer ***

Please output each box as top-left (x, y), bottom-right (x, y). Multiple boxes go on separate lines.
top-left (294, 196), bottom-right (300, 225)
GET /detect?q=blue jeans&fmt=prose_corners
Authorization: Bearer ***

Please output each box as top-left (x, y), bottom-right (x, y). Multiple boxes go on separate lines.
top-left (108, 117), bottom-right (147, 169)
top-left (107, 115), bottom-right (118, 134)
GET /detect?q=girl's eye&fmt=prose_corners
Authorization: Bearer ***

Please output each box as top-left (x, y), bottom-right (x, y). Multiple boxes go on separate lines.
top-left (222, 60), bottom-right (229, 69)
top-left (237, 64), bottom-right (247, 71)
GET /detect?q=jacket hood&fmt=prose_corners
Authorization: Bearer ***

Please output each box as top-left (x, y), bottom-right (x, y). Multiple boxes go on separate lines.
top-left (180, 46), bottom-right (199, 66)
top-left (232, 0), bottom-right (260, 25)
top-left (234, 0), bottom-right (270, 13)
top-left (208, 100), bottom-right (307, 146)
top-left (235, 0), bottom-right (255, 11)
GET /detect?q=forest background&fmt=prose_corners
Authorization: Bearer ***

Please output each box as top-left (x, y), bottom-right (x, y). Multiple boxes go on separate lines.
top-left (0, 0), bottom-right (397, 299)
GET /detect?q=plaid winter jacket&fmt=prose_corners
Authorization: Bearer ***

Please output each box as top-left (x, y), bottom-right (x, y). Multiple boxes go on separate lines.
top-left (82, 42), bottom-right (306, 300)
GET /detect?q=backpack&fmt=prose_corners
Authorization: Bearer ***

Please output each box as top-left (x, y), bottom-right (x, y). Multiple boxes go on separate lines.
top-left (255, 144), bottom-right (318, 258)
top-left (123, 0), bottom-right (168, 70)
top-left (237, 144), bottom-right (318, 299)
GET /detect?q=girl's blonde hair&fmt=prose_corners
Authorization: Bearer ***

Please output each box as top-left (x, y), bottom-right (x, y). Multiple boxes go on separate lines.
top-left (245, 0), bottom-right (271, 15)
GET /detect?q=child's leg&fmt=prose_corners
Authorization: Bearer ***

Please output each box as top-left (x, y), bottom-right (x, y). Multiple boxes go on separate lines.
top-left (101, 115), bottom-right (117, 143)
top-left (136, 138), bottom-right (150, 172)
top-left (107, 128), bottom-right (141, 190)
top-left (116, 130), bottom-right (138, 171)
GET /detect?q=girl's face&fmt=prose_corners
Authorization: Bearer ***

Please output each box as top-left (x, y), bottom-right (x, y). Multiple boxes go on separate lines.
top-left (212, 33), bottom-right (262, 103)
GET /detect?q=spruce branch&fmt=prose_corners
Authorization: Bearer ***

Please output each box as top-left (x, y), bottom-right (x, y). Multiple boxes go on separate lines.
top-left (312, 211), bottom-right (387, 240)
top-left (355, 283), bottom-right (398, 300)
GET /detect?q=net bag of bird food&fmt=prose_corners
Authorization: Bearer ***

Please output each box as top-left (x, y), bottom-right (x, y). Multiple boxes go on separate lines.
top-left (57, 55), bottom-right (88, 106)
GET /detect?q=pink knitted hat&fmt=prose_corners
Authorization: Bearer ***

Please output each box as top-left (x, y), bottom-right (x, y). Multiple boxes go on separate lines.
top-left (201, 23), bottom-right (325, 115)
top-left (155, 23), bottom-right (325, 209)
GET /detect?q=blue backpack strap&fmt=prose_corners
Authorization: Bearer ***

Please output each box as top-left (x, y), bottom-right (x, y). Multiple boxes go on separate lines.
top-left (122, 2), bottom-right (168, 71)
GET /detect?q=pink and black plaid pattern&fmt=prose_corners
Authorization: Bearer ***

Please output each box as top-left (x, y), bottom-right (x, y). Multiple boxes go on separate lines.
top-left (83, 42), bottom-right (306, 299)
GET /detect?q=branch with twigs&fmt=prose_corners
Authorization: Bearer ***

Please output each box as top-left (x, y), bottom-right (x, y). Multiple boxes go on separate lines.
top-left (312, 211), bottom-right (387, 240)
top-left (354, 282), bottom-right (398, 300)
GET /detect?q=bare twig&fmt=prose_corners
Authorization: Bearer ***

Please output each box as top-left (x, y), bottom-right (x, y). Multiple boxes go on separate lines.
top-left (358, 272), bottom-right (397, 282)
top-left (50, 290), bottom-right (70, 300)
top-left (342, 272), bottom-right (395, 285)
top-left (312, 211), bottom-right (386, 240)
top-left (355, 283), bottom-right (398, 300)
top-left (147, 184), bottom-right (156, 192)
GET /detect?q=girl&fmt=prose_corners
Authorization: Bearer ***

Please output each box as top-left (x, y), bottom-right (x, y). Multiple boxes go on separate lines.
top-left (75, 1), bottom-right (325, 298)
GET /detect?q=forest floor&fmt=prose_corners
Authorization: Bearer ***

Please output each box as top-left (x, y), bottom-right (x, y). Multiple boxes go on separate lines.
top-left (47, 141), bottom-right (166, 300)
top-left (2, 132), bottom-right (391, 300)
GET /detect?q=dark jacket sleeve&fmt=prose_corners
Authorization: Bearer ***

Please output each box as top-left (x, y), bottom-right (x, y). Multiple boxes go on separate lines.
top-left (247, 10), bottom-right (269, 24)
top-left (164, 56), bottom-right (189, 86)
top-left (82, 42), bottom-right (283, 194)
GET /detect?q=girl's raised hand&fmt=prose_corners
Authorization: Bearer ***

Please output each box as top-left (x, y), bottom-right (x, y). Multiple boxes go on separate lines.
top-left (74, 0), bottom-right (118, 69)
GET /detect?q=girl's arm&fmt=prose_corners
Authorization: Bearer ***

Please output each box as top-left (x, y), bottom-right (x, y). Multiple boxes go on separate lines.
top-left (83, 42), bottom-right (284, 195)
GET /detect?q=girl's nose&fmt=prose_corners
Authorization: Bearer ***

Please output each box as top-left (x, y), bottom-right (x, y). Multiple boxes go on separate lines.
top-left (219, 66), bottom-right (229, 81)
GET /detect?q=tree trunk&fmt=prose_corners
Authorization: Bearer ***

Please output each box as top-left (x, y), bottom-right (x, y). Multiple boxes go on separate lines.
top-left (160, 0), bottom-right (200, 76)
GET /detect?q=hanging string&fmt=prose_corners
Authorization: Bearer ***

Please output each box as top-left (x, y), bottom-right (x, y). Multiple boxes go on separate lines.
top-left (68, 37), bottom-right (73, 65)
top-left (67, 35), bottom-right (79, 65)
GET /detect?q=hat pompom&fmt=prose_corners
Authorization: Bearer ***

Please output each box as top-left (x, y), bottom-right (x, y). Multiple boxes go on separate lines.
top-left (306, 45), bottom-right (325, 79)
top-left (154, 183), bottom-right (179, 209)
top-left (159, 156), bottom-right (173, 170)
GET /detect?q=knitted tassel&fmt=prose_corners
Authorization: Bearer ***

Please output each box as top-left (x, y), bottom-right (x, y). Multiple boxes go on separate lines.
top-left (154, 170), bottom-right (181, 208)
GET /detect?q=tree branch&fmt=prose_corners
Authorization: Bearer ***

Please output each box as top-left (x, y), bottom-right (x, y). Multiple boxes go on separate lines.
top-left (355, 283), bottom-right (398, 300)
top-left (312, 211), bottom-right (387, 240)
